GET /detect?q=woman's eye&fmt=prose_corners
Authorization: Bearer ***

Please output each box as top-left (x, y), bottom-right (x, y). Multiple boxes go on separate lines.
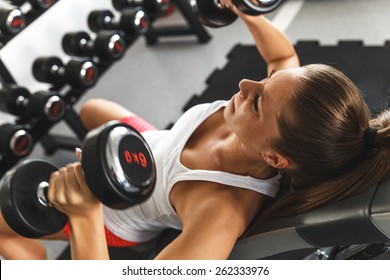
top-left (252, 94), bottom-right (260, 112)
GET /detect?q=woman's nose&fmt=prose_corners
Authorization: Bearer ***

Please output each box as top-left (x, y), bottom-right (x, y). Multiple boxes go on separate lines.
top-left (239, 79), bottom-right (260, 98)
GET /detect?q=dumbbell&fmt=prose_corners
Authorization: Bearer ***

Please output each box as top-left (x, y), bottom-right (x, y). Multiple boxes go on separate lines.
top-left (7, 0), bottom-right (57, 10)
top-left (88, 8), bottom-right (150, 36)
top-left (191, 0), bottom-right (283, 28)
top-left (112, 0), bottom-right (171, 18)
top-left (0, 123), bottom-right (33, 158)
top-left (0, 121), bottom-right (156, 238)
top-left (0, 7), bottom-right (25, 35)
top-left (62, 31), bottom-right (126, 61)
top-left (32, 56), bottom-right (99, 89)
top-left (0, 85), bottom-right (66, 122)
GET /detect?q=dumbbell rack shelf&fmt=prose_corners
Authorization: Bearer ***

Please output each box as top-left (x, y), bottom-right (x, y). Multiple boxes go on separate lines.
top-left (0, 1), bottom-right (60, 176)
top-left (145, 0), bottom-right (211, 45)
top-left (0, 24), bottom-right (136, 174)
top-left (0, 1), bottom-right (211, 179)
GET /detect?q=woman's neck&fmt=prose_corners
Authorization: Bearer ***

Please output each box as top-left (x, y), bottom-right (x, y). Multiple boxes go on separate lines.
top-left (183, 107), bottom-right (277, 180)
top-left (213, 133), bottom-right (277, 180)
top-left (205, 110), bottom-right (276, 179)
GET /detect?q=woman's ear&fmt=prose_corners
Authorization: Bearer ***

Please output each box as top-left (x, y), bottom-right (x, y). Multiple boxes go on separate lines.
top-left (262, 151), bottom-right (290, 169)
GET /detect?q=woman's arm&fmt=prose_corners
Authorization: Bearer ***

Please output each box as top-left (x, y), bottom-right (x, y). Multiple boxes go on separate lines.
top-left (220, 1), bottom-right (300, 74)
top-left (155, 182), bottom-right (264, 259)
top-left (154, 199), bottom-right (245, 259)
top-left (240, 14), bottom-right (300, 74)
top-left (67, 208), bottom-right (108, 260)
top-left (48, 162), bottom-right (110, 260)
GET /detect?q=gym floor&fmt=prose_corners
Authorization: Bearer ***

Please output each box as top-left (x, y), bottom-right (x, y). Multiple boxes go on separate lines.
top-left (1, 0), bottom-right (390, 260)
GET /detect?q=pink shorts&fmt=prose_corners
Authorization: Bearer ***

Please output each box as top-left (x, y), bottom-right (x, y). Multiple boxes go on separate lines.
top-left (63, 115), bottom-right (157, 247)
top-left (120, 115), bottom-right (157, 132)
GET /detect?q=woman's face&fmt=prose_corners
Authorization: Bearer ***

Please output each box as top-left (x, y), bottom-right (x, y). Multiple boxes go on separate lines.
top-left (224, 68), bottom-right (303, 156)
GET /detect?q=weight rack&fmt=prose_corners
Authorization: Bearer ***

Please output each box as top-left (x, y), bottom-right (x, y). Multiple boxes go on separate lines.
top-left (0, 0), bottom-right (211, 178)
top-left (145, 0), bottom-right (211, 45)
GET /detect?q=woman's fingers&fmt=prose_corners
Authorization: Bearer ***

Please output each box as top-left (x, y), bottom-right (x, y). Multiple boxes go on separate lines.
top-left (73, 162), bottom-right (97, 203)
top-left (47, 162), bottom-right (99, 217)
top-left (75, 148), bottom-right (82, 161)
top-left (219, 0), bottom-right (233, 9)
top-left (48, 168), bottom-right (67, 210)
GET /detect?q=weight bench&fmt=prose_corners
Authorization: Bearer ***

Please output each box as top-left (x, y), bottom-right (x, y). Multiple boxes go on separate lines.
top-left (229, 177), bottom-right (390, 260)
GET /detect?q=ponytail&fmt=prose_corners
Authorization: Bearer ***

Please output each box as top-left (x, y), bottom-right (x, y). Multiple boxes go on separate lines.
top-left (250, 109), bottom-right (390, 228)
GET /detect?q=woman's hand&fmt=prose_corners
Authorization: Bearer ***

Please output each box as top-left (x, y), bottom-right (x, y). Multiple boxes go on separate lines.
top-left (47, 158), bottom-right (101, 221)
top-left (218, 0), bottom-right (233, 9)
top-left (218, 0), bottom-right (263, 22)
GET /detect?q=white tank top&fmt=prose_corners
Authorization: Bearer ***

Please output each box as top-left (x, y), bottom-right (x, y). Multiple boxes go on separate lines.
top-left (103, 101), bottom-right (281, 242)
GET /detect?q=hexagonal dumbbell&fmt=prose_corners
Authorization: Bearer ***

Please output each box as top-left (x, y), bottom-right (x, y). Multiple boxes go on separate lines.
top-left (32, 56), bottom-right (99, 89)
top-left (62, 31), bottom-right (126, 61)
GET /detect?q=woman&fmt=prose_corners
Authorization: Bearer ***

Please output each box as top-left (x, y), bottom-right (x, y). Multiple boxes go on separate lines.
top-left (1, 6), bottom-right (389, 260)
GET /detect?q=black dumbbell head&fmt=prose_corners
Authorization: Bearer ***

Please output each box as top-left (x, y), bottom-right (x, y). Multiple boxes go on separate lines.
top-left (88, 10), bottom-right (115, 32)
top-left (29, 0), bottom-right (57, 10)
top-left (65, 60), bottom-right (99, 88)
top-left (0, 160), bottom-right (68, 238)
top-left (120, 8), bottom-right (150, 35)
top-left (8, 0), bottom-right (27, 5)
top-left (62, 31), bottom-right (92, 56)
top-left (0, 8), bottom-right (26, 34)
top-left (0, 124), bottom-right (33, 157)
top-left (144, 0), bottom-right (172, 17)
top-left (28, 91), bottom-right (66, 122)
top-left (94, 32), bottom-right (126, 60)
top-left (153, 0), bottom-right (172, 15)
top-left (113, 0), bottom-right (171, 17)
top-left (81, 121), bottom-right (156, 209)
top-left (32, 56), bottom-right (64, 83)
top-left (0, 85), bottom-right (30, 116)
top-left (192, 0), bottom-right (237, 28)
top-left (112, 0), bottom-right (129, 10)
top-left (232, 0), bottom-right (283, 16)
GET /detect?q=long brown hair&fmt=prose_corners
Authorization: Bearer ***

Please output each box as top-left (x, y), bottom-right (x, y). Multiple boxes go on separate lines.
top-left (254, 64), bottom-right (390, 224)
